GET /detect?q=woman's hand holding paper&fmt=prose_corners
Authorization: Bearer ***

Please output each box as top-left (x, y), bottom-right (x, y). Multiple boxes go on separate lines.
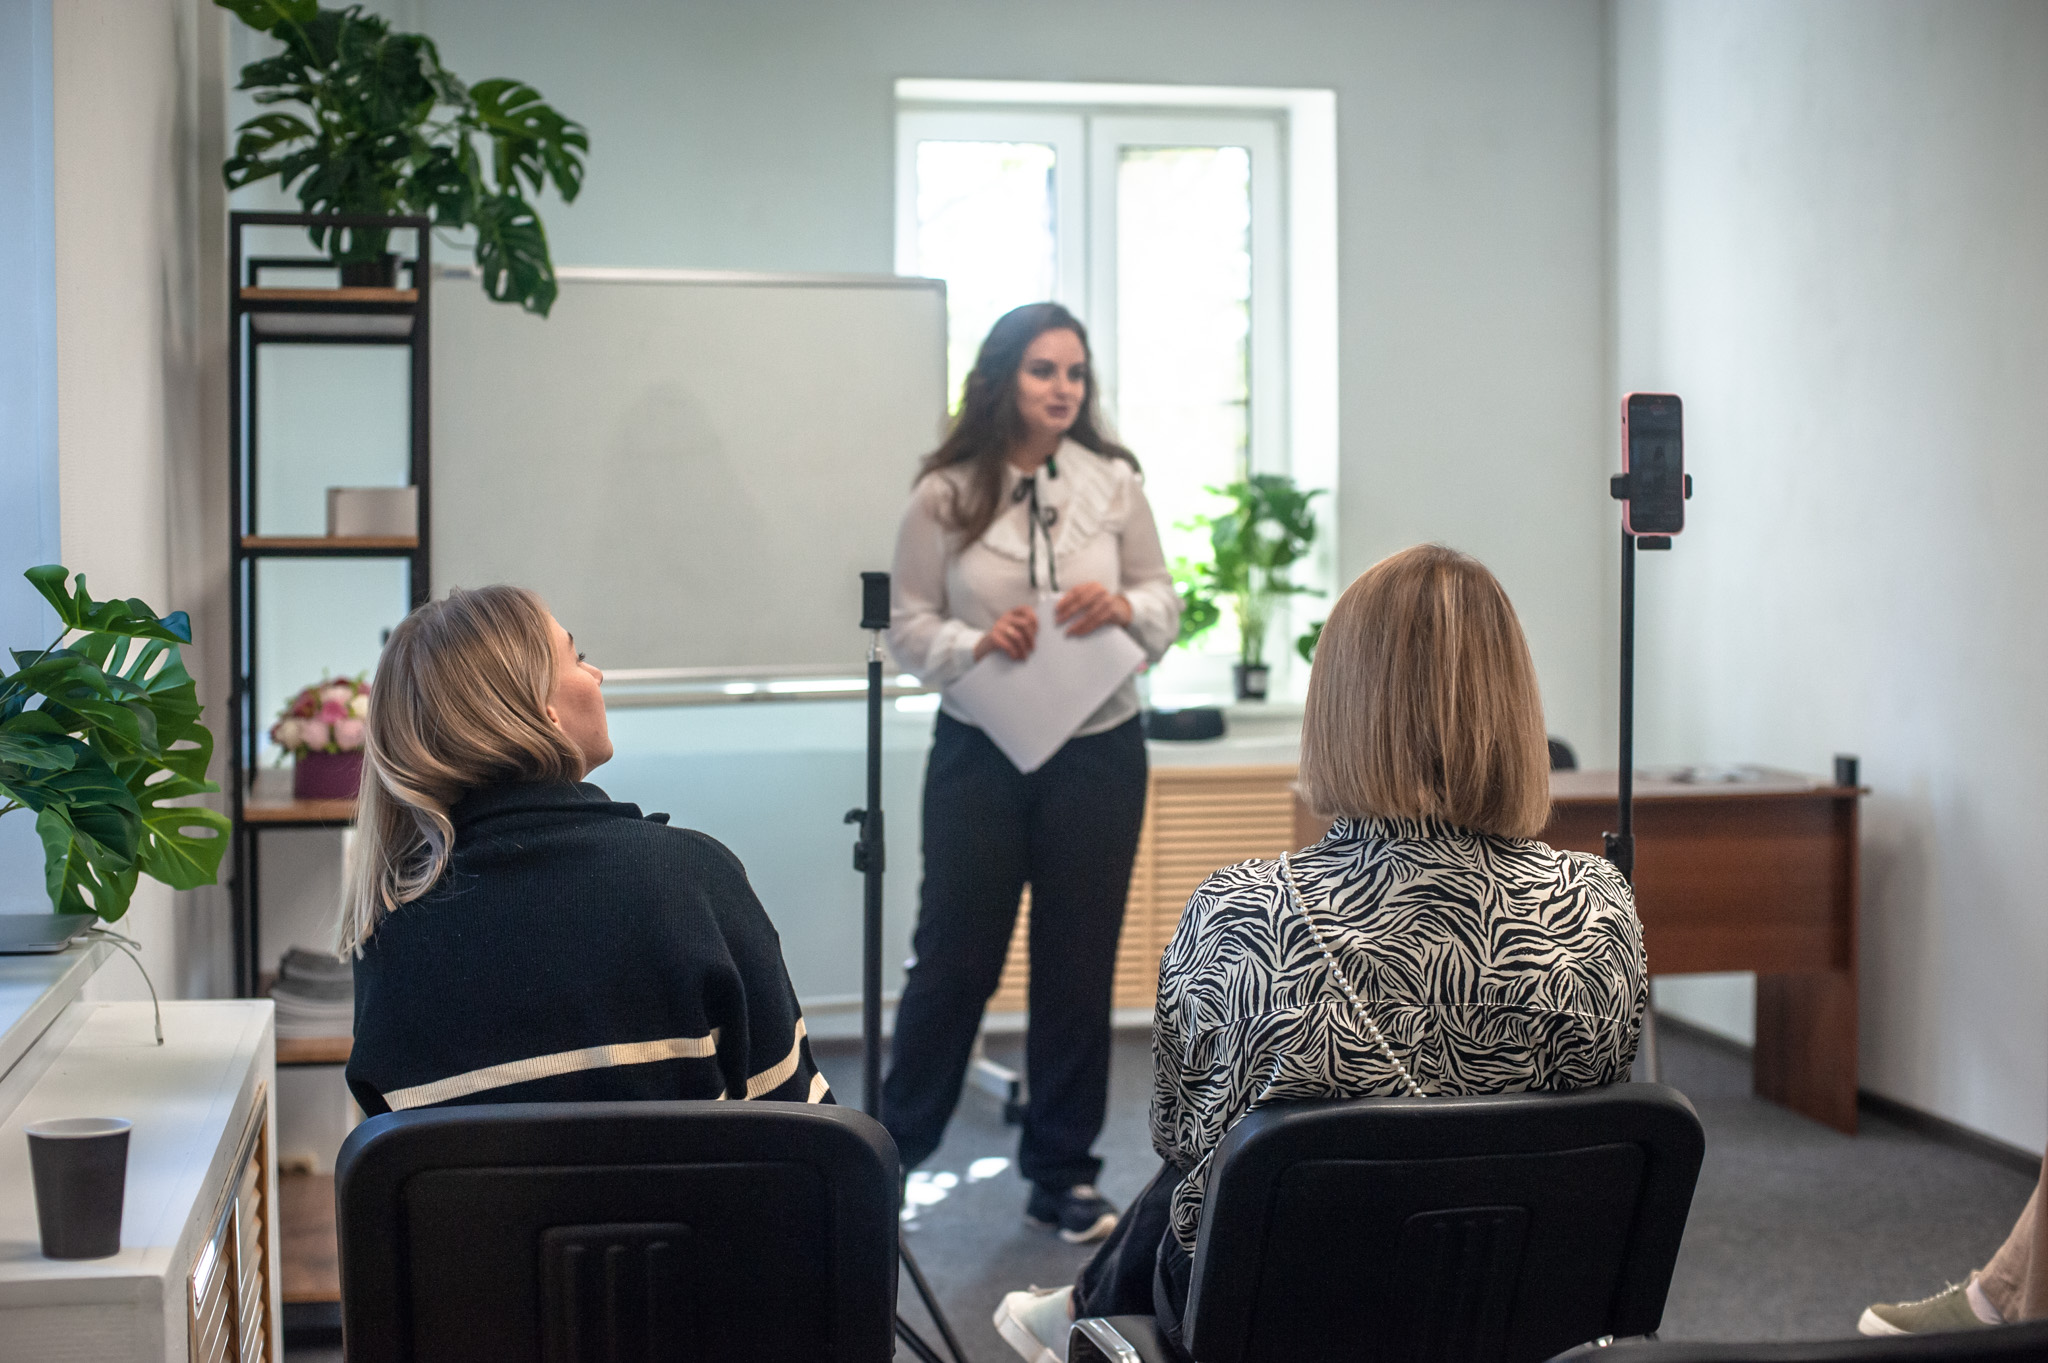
top-left (1055, 581), bottom-right (1133, 637)
top-left (975, 603), bottom-right (1041, 661)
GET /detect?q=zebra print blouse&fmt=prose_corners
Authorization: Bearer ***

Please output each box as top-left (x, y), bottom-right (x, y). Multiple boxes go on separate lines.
top-left (1151, 815), bottom-right (1648, 1251)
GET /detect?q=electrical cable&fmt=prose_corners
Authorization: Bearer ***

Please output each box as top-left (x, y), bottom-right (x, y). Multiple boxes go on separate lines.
top-left (85, 927), bottom-right (164, 1045)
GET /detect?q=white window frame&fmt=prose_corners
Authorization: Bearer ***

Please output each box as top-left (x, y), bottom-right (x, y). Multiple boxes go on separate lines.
top-left (894, 77), bottom-right (1338, 534)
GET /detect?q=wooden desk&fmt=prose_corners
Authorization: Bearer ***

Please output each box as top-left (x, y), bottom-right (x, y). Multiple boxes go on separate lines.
top-left (1545, 769), bottom-right (1862, 1134)
top-left (1295, 769), bottom-right (1863, 1134)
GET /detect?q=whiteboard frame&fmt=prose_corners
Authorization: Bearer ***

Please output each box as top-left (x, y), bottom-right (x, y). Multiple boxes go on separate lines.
top-left (438, 264), bottom-right (946, 294)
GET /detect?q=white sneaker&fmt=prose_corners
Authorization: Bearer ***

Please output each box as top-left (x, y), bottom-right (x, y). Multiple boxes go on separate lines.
top-left (994, 1284), bottom-right (1073, 1363)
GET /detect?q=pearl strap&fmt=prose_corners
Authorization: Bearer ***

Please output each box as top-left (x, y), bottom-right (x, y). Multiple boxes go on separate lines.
top-left (1279, 852), bottom-right (1426, 1098)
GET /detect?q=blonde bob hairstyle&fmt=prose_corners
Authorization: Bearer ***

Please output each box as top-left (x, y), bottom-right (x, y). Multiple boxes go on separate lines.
top-left (1296, 544), bottom-right (1551, 839)
top-left (339, 585), bottom-right (583, 954)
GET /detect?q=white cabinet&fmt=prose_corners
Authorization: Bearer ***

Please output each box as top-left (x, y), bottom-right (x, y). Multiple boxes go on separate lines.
top-left (0, 996), bottom-right (278, 1362)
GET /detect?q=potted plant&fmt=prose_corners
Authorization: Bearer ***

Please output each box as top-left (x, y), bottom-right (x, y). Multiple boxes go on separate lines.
top-left (216, 0), bottom-right (588, 315)
top-left (1175, 474), bottom-right (1325, 701)
top-left (272, 677), bottom-right (371, 799)
top-left (0, 567), bottom-right (230, 920)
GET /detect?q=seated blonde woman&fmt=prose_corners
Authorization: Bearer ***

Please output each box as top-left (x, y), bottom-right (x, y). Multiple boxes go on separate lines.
top-left (340, 585), bottom-right (825, 1116)
top-left (995, 544), bottom-right (1648, 1363)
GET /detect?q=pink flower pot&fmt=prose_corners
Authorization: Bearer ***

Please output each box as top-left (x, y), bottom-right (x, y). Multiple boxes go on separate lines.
top-left (293, 750), bottom-right (363, 800)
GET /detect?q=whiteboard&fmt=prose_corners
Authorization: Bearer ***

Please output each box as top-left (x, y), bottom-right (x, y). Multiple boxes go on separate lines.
top-left (431, 267), bottom-right (947, 673)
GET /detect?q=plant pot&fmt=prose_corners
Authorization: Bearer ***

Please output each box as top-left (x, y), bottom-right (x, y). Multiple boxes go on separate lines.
top-left (1233, 664), bottom-right (1270, 702)
top-left (338, 253), bottom-right (398, 288)
top-left (293, 750), bottom-right (364, 800)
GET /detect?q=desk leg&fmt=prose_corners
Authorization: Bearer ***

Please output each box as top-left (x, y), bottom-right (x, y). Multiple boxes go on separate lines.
top-left (1754, 970), bottom-right (1858, 1134)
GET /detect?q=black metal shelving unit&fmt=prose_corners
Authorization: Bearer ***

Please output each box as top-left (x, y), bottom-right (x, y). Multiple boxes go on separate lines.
top-left (226, 211), bottom-right (431, 1007)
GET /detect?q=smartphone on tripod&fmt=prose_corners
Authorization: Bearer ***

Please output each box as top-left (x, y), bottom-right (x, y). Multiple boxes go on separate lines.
top-left (1621, 393), bottom-right (1685, 536)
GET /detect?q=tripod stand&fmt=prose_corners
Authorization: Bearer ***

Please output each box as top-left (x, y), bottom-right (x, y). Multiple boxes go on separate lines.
top-left (1605, 456), bottom-right (1691, 1084)
top-left (848, 571), bottom-right (969, 1363)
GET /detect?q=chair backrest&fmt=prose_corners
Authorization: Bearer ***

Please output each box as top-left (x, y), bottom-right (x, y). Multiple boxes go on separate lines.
top-left (1594, 1321), bottom-right (2048, 1362)
top-left (1183, 1083), bottom-right (1705, 1363)
top-left (334, 1100), bottom-right (900, 1363)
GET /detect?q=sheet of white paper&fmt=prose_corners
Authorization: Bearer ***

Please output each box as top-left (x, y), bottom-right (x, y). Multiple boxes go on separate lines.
top-left (947, 598), bottom-right (1147, 774)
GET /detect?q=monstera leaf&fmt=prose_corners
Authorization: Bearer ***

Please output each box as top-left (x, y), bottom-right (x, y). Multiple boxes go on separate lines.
top-left (213, 0), bottom-right (318, 32)
top-left (471, 190), bottom-right (558, 317)
top-left (469, 79), bottom-right (588, 202)
top-left (1, 567), bottom-right (228, 921)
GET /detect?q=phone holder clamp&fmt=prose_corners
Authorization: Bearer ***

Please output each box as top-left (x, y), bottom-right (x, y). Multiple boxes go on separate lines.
top-left (1609, 473), bottom-right (1691, 551)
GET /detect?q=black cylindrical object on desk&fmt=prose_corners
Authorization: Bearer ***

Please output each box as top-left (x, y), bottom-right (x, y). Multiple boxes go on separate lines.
top-left (1834, 754), bottom-right (1860, 789)
top-left (27, 1117), bottom-right (132, 1259)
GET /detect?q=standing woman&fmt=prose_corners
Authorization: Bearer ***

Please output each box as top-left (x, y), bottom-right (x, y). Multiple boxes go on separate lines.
top-left (883, 302), bottom-right (1180, 1242)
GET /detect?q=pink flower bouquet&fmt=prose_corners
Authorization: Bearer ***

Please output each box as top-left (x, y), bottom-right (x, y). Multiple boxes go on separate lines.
top-left (271, 677), bottom-right (371, 756)
top-left (272, 677), bottom-right (371, 800)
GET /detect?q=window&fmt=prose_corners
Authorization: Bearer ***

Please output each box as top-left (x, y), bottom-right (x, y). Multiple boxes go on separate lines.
top-left (896, 82), bottom-right (1336, 699)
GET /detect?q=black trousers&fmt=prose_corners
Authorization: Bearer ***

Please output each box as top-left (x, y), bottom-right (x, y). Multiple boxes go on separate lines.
top-left (1075, 1161), bottom-right (1193, 1351)
top-left (880, 711), bottom-right (1148, 1189)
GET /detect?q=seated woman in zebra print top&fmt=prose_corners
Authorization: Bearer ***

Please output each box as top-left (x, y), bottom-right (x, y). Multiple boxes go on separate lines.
top-left (994, 544), bottom-right (1647, 1362)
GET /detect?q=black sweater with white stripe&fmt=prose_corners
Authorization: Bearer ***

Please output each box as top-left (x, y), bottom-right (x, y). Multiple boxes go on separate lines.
top-left (346, 781), bottom-right (826, 1116)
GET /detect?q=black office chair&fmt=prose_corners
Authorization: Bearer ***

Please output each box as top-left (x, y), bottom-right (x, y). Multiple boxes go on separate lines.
top-left (1549, 736), bottom-right (1580, 771)
top-left (1592, 1321), bottom-right (2048, 1362)
top-left (1072, 1083), bottom-right (1706, 1363)
top-left (334, 1100), bottom-right (900, 1363)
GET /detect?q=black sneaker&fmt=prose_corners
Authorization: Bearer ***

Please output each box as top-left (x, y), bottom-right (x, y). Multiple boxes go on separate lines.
top-left (1025, 1183), bottom-right (1119, 1244)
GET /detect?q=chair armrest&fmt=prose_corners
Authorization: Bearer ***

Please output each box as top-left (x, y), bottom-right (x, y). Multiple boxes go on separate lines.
top-left (1071, 1316), bottom-right (1178, 1363)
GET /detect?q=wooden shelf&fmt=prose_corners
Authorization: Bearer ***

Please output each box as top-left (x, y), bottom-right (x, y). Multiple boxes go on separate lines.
top-left (276, 1035), bottom-right (353, 1066)
top-left (239, 534), bottom-right (418, 553)
top-left (229, 211), bottom-right (431, 1000)
top-left (239, 286), bottom-right (417, 305)
top-left (243, 791), bottom-right (356, 825)
top-left (279, 1169), bottom-right (340, 1305)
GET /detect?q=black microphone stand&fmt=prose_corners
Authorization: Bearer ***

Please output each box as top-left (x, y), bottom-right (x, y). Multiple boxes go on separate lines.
top-left (848, 571), bottom-right (968, 1363)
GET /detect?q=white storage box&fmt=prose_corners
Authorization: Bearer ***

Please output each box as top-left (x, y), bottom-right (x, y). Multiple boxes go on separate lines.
top-left (326, 485), bottom-right (418, 538)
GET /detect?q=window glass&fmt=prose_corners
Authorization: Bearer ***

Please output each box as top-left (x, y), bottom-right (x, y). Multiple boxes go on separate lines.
top-left (897, 103), bottom-right (1297, 700)
top-left (911, 141), bottom-right (1058, 404)
top-left (1113, 145), bottom-right (1252, 602)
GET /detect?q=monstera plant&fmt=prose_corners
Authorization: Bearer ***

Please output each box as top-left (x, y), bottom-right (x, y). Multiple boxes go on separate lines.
top-left (0, 568), bottom-right (229, 921)
top-left (216, 0), bottom-right (588, 316)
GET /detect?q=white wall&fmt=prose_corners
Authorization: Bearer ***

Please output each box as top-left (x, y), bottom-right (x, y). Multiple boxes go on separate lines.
top-left (1615, 0), bottom-right (2048, 1151)
top-left (52, 0), bottom-right (229, 999)
top-left (321, 0), bottom-right (1622, 760)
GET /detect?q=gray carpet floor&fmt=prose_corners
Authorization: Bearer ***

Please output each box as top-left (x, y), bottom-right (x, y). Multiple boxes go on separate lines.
top-left (286, 1019), bottom-right (2038, 1361)
top-left (817, 1022), bottom-right (2038, 1361)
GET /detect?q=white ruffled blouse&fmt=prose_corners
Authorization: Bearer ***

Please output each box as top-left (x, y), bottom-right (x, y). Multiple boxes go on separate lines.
top-left (888, 440), bottom-right (1181, 738)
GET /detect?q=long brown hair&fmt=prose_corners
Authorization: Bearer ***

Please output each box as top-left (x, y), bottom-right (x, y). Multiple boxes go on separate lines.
top-left (1296, 545), bottom-right (1552, 839)
top-left (338, 585), bottom-right (584, 953)
top-left (915, 302), bottom-right (1136, 545)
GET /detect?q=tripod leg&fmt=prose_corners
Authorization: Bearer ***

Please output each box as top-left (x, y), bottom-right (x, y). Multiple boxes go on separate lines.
top-left (899, 1233), bottom-right (970, 1363)
top-left (896, 1315), bottom-right (950, 1363)
top-left (969, 1026), bottom-right (1026, 1125)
